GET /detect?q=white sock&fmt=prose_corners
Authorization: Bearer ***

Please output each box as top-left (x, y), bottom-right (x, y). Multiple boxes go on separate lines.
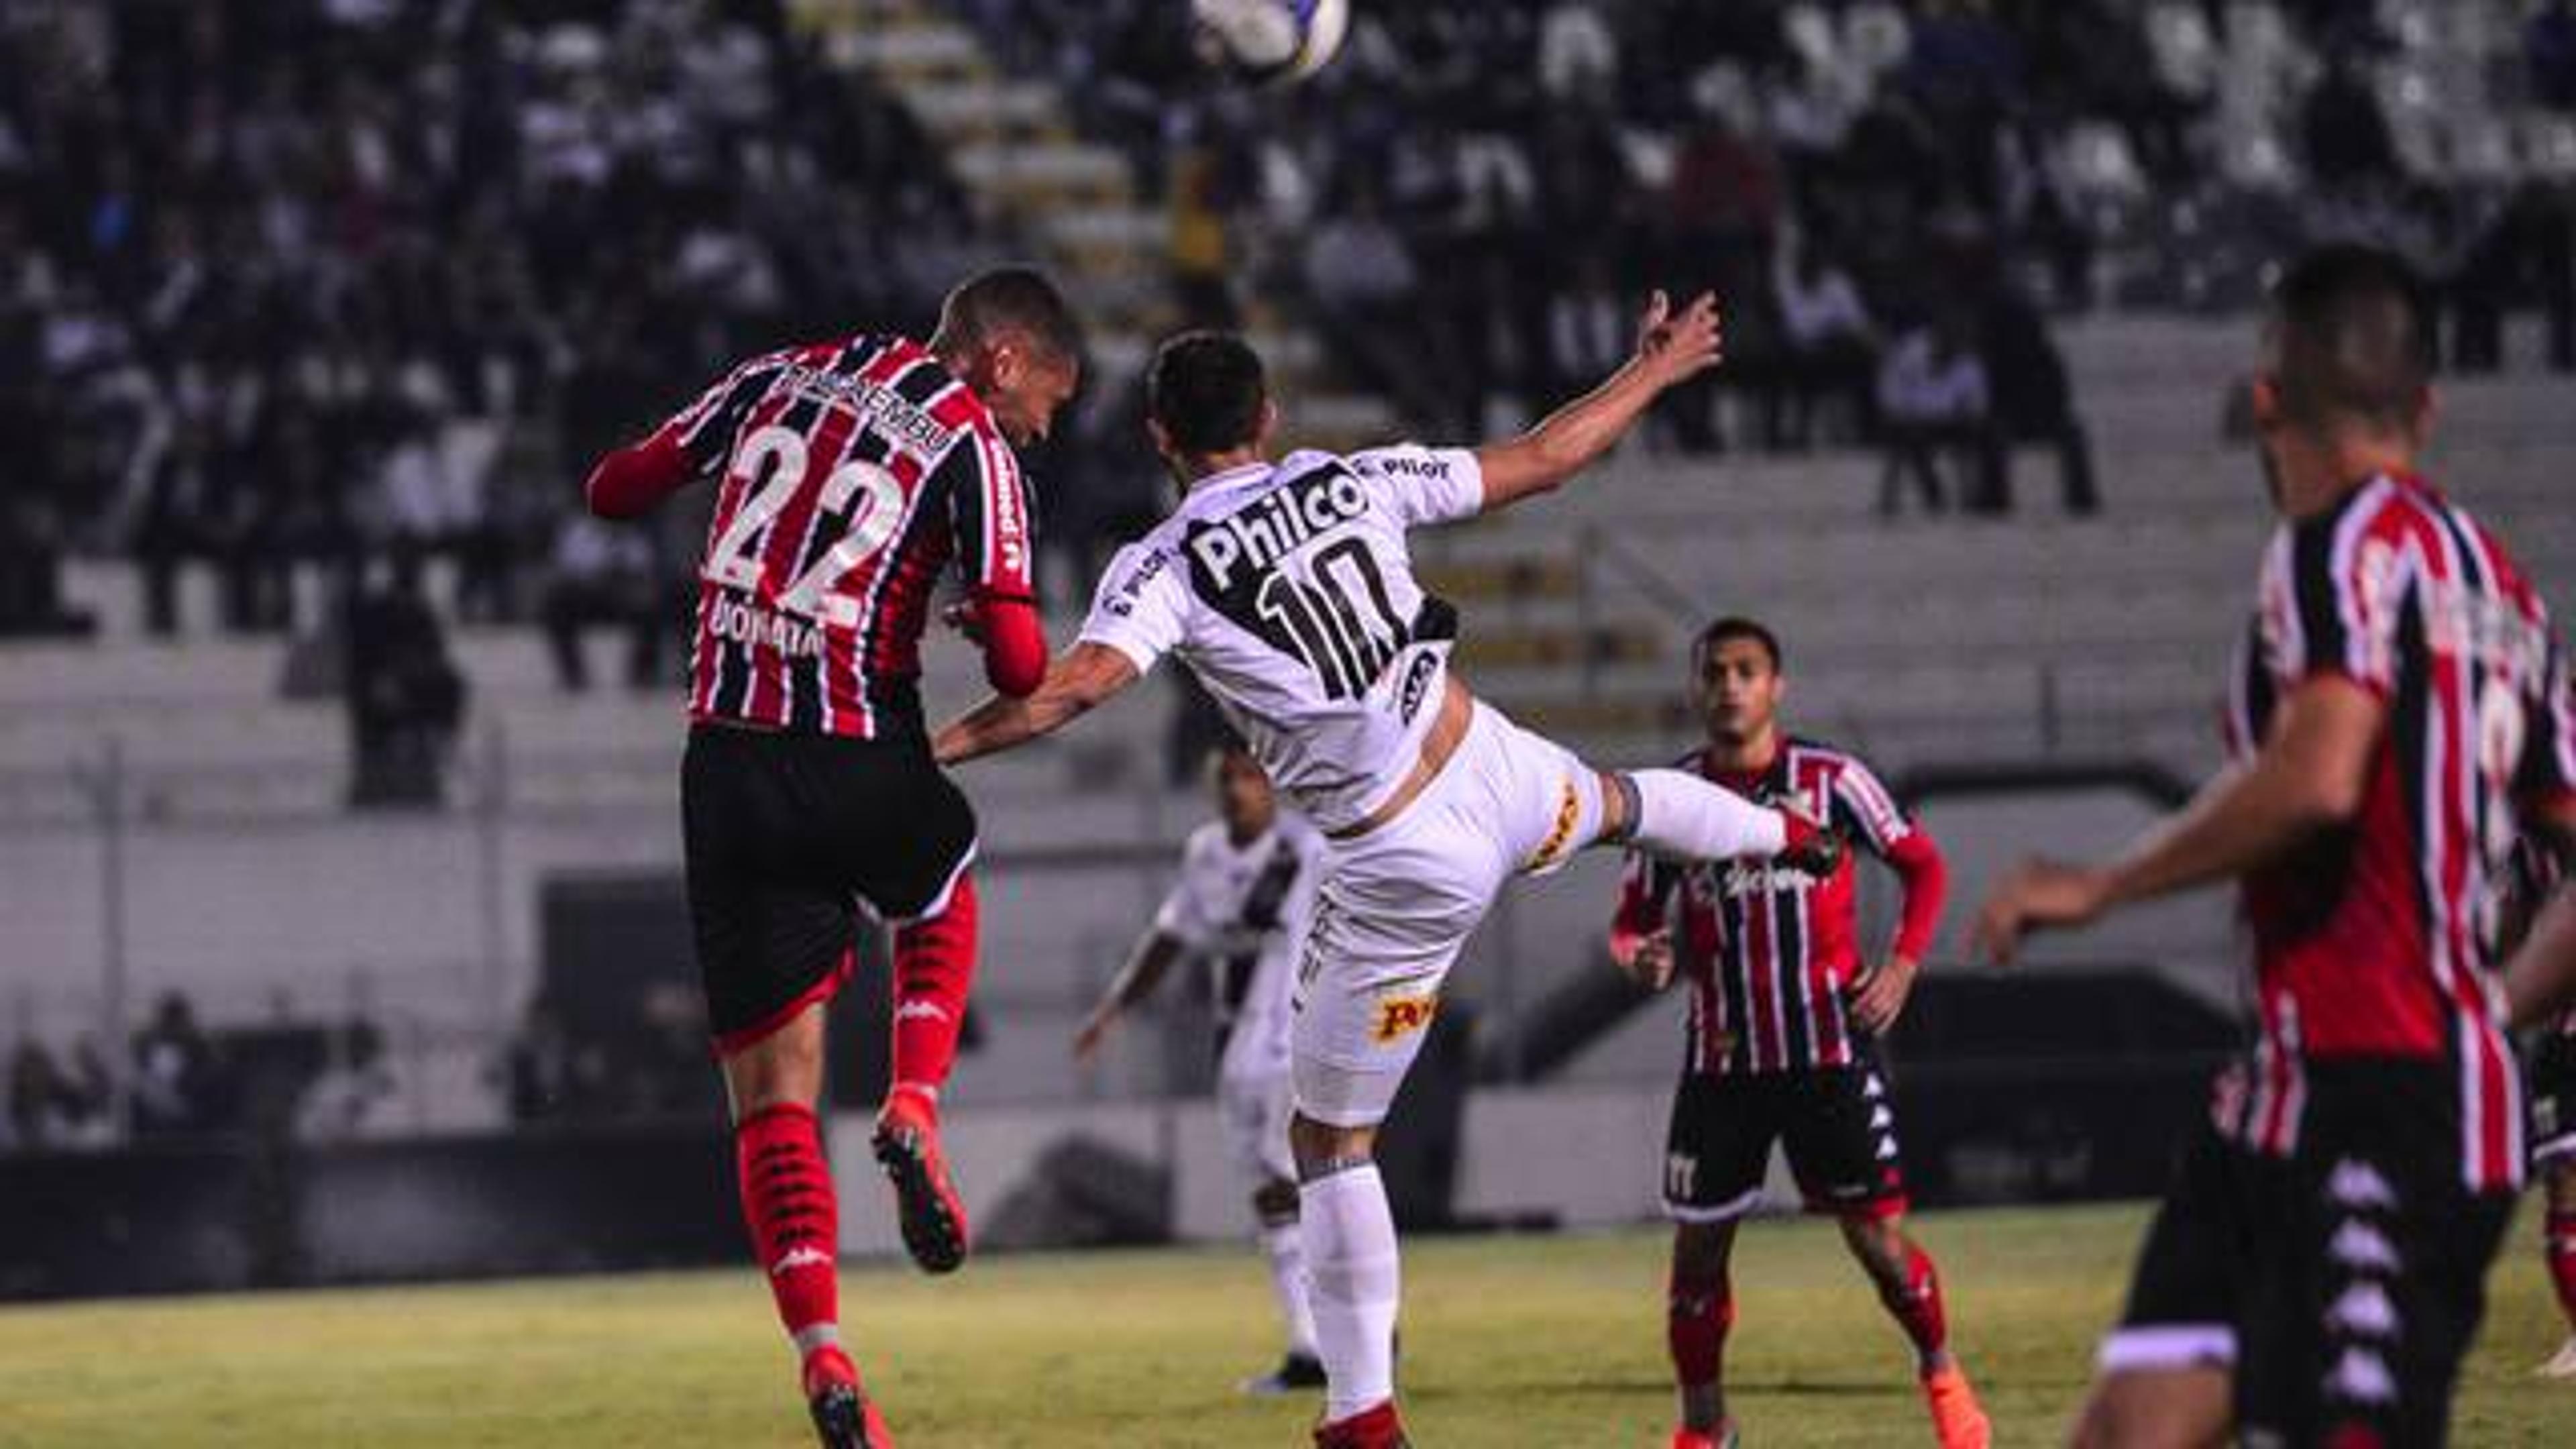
top-left (1260, 1221), bottom-right (1320, 1358)
top-left (1625, 768), bottom-right (1785, 862)
top-left (1301, 1165), bottom-right (1401, 1421)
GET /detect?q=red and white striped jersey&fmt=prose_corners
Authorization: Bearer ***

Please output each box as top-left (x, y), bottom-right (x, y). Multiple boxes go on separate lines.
top-left (653, 334), bottom-right (1035, 738)
top-left (1613, 739), bottom-right (1947, 1075)
top-left (2220, 472), bottom-right (2576, 1191)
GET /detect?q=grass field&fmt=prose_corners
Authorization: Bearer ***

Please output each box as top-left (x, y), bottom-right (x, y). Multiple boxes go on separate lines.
top-left (2, 1201), bottom-right (2568, 1446)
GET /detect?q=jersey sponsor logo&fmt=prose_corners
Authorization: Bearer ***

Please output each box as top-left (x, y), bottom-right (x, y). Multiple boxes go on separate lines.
top-left (1370, 991), bottom-right (1440, 1044)
top-left (1713, 861), bottom-right (1829, 900)
top-left (1103, 547), bottom-right (1171, 618)
top-left (782, 363), bottom-right (956, 458)
top-left (1522, 778), bottom-right (1584, 872)
top-left (1186, 468), bottom-right (1373, 593)
top-left (1368, 453), bottom-right (1452, 482)
top-left (709, 594), bottom-right (826, 659)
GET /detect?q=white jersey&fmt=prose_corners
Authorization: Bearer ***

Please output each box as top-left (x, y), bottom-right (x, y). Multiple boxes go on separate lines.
top-left (1152, 815), bottom-right (1322, 1082)
top-left (1079, 445), bottom-right (1486, 832)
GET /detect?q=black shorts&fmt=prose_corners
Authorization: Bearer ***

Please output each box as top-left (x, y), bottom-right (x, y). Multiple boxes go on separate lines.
top-left (1661, 1057), bottom-right (1907, 1224)
top-left (2532, 1031), bottom-right (2576, 1169)
top-left (2108, 1062), bottom-right (2514, 1447)
top-left (682, 722), bottom-right (975, 1052)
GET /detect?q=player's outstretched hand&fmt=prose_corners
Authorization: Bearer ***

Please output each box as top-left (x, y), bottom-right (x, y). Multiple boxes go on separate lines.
top-left (1609, 926), bottom-right (1677, 991)
top-left (1849, 953), bottom-right (1919, 1033)
top-left (1633, 289), bottom-right (1724, 388)
top-left (1972, 858), bottom-right (2112, 965)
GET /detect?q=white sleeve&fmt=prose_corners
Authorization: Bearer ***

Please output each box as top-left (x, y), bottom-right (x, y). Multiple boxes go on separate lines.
top-left (1350, 443), bottom-right (1485, 528)
top-left (1830, 758), bottom-right (1914, 857)
top-left (1151, 844), bottom-right (1218, 949)
top-left (1077, 540), bottom-right (1190, 674)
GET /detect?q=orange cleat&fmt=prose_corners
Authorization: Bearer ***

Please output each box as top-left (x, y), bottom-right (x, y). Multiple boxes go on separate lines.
top-left (1313, 1400), bottom-right (1411, 1448)
top-left (1923, 1362), bottom-right (1991, 1449)
top-left (802, 1346), bottom-right (894, 1448)
top-left (873, 1087), bottom-right (969, 1275)
top-left (1670, 1422), bottom-right (1739, 1449)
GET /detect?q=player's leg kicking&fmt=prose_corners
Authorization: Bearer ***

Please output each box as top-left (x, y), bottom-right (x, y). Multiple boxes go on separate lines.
top-left (1294, 697), bottom-right (1838, 1446)
top-left (1837, 1211), bottom-right (1983, 1445)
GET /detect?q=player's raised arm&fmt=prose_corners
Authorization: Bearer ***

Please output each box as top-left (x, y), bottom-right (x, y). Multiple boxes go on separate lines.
top-left (1472, 289), bottom-right (1723, 513)
top-left (1073, 929), bottom-right (1188, 1061)
top-left (584, 352), bottom-right (787, 518)
top-left (934, 641), bottom-right (1140, 765)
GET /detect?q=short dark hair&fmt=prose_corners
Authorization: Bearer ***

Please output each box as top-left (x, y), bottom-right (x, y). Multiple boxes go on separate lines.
top-left (1146, 331), bottom-right (1268, 455)
top-left (936, 266), bottom-right (1082, 365)
top-left (2267, 244), bottom-right (2434, 435)
top-left (1694, 616), bottom-right (1782, 675)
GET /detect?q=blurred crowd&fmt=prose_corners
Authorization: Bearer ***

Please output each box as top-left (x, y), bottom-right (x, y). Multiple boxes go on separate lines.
top-left (979, 0), bottom-right (2576, 512)
top-left (5, 0), bottom-right (2575, 644)
top-left (0, 0), bottom-right (989, 641)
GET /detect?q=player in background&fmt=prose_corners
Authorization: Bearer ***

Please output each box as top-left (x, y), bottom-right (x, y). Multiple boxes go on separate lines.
top-left (935, 295), bottom-right (1845, 1449)
top-left (1975, 246), bottom-right (2576, 1448)
top-left (583, 267), bottom-right (1081, 1448)
top-left (1610, 616), bottom-right (1984, 1449)
top-left (1073, 743), bottom-right (1328, 1395)
top-left (2498, 834), bottom-right (2576, 1378)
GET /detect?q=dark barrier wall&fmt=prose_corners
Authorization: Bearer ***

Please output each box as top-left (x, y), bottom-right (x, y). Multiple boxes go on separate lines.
top-left (0, 1126), bottom-right (743, 1302)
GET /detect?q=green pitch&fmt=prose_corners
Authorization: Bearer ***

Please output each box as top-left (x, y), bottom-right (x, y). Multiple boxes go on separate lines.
top-left (2, 1202), bottom-right (2567, 1446)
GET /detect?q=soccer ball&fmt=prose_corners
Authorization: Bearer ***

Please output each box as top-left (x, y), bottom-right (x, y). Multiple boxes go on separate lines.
top-left (1191, 0), bottom-right (1350, 85)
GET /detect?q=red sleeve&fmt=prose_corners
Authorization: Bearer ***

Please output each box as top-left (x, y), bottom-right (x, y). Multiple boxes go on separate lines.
top-left (1883, 828), bottom-right (1949, 963)
top-left (978, 596), bottom-right (1049, 698)
top-left (584, 432), bottom-right (693, 519)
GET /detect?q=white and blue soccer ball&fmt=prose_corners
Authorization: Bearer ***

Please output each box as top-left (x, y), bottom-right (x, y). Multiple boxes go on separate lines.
top-left (1190, 0), bottom-right (1350, 85)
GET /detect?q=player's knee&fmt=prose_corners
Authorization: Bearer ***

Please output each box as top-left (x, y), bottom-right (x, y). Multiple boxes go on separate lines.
top-left (2069, 1372), bottom-right (2229, 1449)
top-left (1837, 1214), bottom-right (1909, 1284)
top-left (1252, 1177), bottom-right (1301, 1224)
top-left (720, 1007), bottom-right (827, 1118)
top-left (1672, 1221), bottom-right (1731, 1279)
top-left (1289, 1111), bottom-right (1375, 1179)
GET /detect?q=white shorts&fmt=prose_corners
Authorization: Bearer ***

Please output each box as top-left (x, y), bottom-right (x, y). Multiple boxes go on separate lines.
top-left (1291, 702), bottom-right (1603, 1130)
top-left (1220, 1071), bottom-right (1296, 1186)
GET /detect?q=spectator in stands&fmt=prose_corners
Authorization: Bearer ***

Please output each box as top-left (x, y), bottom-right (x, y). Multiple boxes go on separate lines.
top-left (7, 1038), bottom-right (109, 1151)
top-left (539, 513), bottom-right (667, 694)
top-left (1978, 282), bottom-right (2098, 515)
top-left (343, 547), bottom-right (467, 810)
top-left (1875, 310), bottom-right (1990, 517)
top-left (295, 1016), bottom-right (398, 1142)
top-left (2536, 1), bottom-right (2576, 113)
top-left (1538, 1), bottom-right (1617, 105)
top-left (2301, 46), bottom-right (2403, 191)
top-left (1770, 236), bottom-right (1878, 449)
top-left (1546, 252), bottom-right (1631, 402)
top-left (1303, 186), bottom-right (1446, 429)
top-left (132, 991), bottom-right (225, 1139)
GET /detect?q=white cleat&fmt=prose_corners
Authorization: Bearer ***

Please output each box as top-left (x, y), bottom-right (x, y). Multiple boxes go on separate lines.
top-left (2538, 1337), bottom-right (2576, 1379)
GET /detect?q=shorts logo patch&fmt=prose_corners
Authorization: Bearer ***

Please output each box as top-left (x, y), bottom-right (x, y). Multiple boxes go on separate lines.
top-left (1523, 779), bottom-right (1583, 871)
top-left (2326, 1346), bottom-right (2398, 1405)
top-left (2328, 1221), bottom-right (2402, 1273)
top-left (1666, 1152), bottom-right (1698, 1202)
top-left (2324, 1282), bottom-right (2400, 1340)
top-left (2327, 1159), bottom-right (2397, 1210)
top-left (1371, 993), bottom-right (1440, 1044)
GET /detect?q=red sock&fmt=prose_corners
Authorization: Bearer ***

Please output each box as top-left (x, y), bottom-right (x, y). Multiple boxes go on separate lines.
top-left (1878, 1240), bottom-right (1950, 1367)
top-left (1668, 1265), bottom-right (1733, 1391)
top-left (2549, 1210), bottom-right (2576, 1331)
top-left (736, 1102), bottom-right (839, 1348)
top-left (890, 872), bottom-right (979, 1102)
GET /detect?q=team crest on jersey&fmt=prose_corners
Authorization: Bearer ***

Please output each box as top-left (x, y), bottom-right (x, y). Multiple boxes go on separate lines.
top-left (1371, 992), bottom-right (1440, 1044)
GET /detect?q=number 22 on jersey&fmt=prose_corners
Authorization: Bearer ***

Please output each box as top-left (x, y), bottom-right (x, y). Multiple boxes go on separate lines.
top-left (703, 423), bottom-right (904, 629)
